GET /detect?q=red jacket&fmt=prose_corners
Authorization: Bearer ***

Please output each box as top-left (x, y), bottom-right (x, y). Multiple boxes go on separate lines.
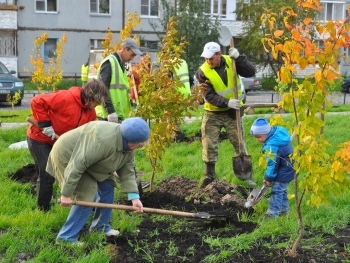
top-left (26, 87), bottom-right (97, 145)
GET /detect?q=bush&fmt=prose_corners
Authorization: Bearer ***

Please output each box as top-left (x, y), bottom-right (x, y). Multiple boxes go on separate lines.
top-left (262, 75), bottom-right (277, 91)
top-left (24, 78), bottom-right (83, 91)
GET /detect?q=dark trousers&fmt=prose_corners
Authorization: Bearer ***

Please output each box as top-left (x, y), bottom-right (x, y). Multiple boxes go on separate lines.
top-left (27, 137), bottom-right (55, 211)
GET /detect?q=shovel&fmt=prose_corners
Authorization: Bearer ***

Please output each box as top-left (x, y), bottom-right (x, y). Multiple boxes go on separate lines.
top-left (244, 183), bottom-right (269, 208)
top-left (230, 38), bottom-right (252, 180)
top-left (72, 200), bottom-right (225, 219)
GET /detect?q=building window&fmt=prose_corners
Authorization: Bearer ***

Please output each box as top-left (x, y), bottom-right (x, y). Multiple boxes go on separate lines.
top-left (141, 0), bottom-right (159, 17)
top-left (90, 39), bottom-right (104, 49)
top-left (205, 0), bottom-right (227, 19)
top-left (319, 2), bottom-right (346, 21)
top-left (236, 0), bottom-right (252, 21)
top-left (0, 31), bottom-right (16, 56)
top-left (0, 0), bottom-right (15, 4)
top-left (42, 38), bottom-right (57, 63)
top-left (35, 0), bottom-right (57, 12)
top-left (90, 0), bottom-right (110, 15)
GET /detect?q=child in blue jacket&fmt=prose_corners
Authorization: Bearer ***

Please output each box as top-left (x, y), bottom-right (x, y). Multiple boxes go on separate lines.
top-left (250, 118), bottom-right (295, 218)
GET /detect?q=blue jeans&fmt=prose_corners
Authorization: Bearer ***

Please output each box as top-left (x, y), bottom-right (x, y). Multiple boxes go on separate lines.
top-left (266, 181), bottom-right (290, 217)
top-left (56, 180), bottom-right (114, 243)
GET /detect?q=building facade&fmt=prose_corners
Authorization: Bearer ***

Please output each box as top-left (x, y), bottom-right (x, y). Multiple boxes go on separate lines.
top-left (0, 0), bottom-right (350, 78)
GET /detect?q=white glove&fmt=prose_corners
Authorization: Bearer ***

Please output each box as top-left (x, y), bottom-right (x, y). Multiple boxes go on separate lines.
top-left (108, 113), bottom-right (118, 123)
top-left (229, 48), bottom-right (240, 59)
top-left (228, 99), bottom-right (240, 109)
top-left (42, 126), bottom-right (56, 140)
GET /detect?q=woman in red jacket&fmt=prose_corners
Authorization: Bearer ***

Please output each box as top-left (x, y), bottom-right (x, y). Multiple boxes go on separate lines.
top-left (26, 79), bottom-right (109, 211)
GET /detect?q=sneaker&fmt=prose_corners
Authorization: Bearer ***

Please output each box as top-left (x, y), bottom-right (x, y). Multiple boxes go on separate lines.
top-left (105, 229), bottom-right (120, 237)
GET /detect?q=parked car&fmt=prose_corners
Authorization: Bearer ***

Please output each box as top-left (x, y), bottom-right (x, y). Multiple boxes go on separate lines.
top-left (239, 76), bottom-right (247, 103)
top-left (240, 76), bottom-right (262, 93)
top-left (0, 61), bottom-right (24, 106)
top-left (341, 77), bottom-right (350, 93)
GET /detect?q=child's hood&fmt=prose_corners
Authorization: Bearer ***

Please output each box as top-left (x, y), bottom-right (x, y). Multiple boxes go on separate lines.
top-left (265, 126), bottom-right (291, 147)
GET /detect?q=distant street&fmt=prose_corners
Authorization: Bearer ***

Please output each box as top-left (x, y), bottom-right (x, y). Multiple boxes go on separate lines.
top-left (1, 90), bottom-right (350, 110)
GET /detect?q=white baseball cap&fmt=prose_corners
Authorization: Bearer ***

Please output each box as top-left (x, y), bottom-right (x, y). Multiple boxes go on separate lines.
top-left (201, 42), bottom-right (221, 59)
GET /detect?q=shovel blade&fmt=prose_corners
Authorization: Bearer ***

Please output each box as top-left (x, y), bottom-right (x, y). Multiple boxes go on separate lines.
top-left (245, 189), bottom-right (260, 208)
top-left (194, 212), bottom-right (227, 219)
top-left (245, 184), bottom-right (268, 208)
top-left (232, 155), bottom-right (252, 180)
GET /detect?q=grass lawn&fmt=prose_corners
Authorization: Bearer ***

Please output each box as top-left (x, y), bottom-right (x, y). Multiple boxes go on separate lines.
top-left (1, 108), bottom-right (350, 262)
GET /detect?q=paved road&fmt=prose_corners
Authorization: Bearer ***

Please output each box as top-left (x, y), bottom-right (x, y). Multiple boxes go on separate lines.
top-left (1, 90), bottom-right (350, 110)
top-left (245, 91), bottom-right (350, 105)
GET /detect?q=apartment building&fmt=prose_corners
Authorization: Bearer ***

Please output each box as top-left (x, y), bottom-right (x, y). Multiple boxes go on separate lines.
top-left (0, 0), bottom-right (18, 75)
top-left (0, 0), bottom-right (350, 78)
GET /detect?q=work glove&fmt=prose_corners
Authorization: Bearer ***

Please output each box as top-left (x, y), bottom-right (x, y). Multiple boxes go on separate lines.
top-left (228, 99), bottom-right (240, 110)
top-left (108, 113), bottom-right (118, 123)
top-left (229, 48), bottom-right (240, 59)
top-left (42, 126), bottom-right (56, 140)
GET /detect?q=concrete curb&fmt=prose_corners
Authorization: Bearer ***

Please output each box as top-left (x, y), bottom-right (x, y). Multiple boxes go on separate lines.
top-left (0, 122), bottom-right (28, 129)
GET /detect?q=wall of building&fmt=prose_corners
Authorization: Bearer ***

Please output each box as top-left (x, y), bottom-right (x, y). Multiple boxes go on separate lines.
top-left (16, 0), bottom-right (163, 78)
top-left (0, 9), bottom-right (17, 74)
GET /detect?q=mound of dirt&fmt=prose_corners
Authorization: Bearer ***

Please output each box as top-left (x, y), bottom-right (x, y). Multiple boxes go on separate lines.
top-left (8, 165), bottom-right (350, 262)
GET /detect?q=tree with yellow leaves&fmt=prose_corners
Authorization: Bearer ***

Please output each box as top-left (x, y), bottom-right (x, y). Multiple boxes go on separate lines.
top-left (261, 0), bottom-right (350, 256)
top-left (24, 33), bottom-right (67, 92)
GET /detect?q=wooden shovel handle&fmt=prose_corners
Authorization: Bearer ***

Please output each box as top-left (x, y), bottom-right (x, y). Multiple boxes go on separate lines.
top-left (26, 116), bottom-right (60, 140)
top-left (229, 39), bottom-right (245, 153)
top-left (73, 200), bottom-right (199, 218)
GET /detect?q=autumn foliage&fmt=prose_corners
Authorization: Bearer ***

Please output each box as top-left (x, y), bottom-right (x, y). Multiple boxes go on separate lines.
top-left (261, 0), bottom-right (350, 256)
top-left (25, 33), bottom-right (67, 92)
top-left (132, 17), bottom-right (203, 189)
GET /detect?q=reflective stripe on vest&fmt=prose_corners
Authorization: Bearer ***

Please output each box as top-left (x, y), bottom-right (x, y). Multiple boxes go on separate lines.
top-left (200, 55), bottom-right (243, 111)
top-left (95, 55), bottom-right (131, 119)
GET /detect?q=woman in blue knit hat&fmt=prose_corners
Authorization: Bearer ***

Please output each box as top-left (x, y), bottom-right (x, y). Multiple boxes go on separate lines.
top-left (250, 118), bottom-right (295, 219)
top-left (46, 117), bottom-right (150, 245)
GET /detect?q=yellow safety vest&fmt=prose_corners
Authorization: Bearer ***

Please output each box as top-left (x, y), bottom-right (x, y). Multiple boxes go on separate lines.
top-left (174, 59), bottom-right (191, 97)
top-left (81, 64), bottom-right (89, 82)
top-left (200, 55), bottom-right (243, 111)
top-left (95, 55), bottom-right (131, 119)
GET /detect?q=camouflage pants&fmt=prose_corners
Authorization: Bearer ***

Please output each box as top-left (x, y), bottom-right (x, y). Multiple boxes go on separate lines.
top-left (201, 109), bottom-right (246, 163)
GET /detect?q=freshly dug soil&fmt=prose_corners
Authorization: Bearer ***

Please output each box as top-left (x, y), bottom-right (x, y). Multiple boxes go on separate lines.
top-left (9, 164), bottom-right (350, 263)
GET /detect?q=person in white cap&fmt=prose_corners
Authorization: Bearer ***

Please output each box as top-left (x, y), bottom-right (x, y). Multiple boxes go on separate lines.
top-left (46, 117), bottom-right (150, 245)
top-left (195, 41), bottom-right (256, 187)
top-left (250, 118), bottom-right (295, 219)
top-left (96, 38), bottom-right (142, 123)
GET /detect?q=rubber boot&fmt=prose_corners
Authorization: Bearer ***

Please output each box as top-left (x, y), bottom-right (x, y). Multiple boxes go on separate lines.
top-left (200, 163), bottom-right (215, 188)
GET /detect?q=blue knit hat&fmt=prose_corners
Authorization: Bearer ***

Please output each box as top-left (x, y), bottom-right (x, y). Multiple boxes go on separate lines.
top-left (250, 118), bottom-right (271, 135)
top-left (121, 117), bottom-right (150, 144)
